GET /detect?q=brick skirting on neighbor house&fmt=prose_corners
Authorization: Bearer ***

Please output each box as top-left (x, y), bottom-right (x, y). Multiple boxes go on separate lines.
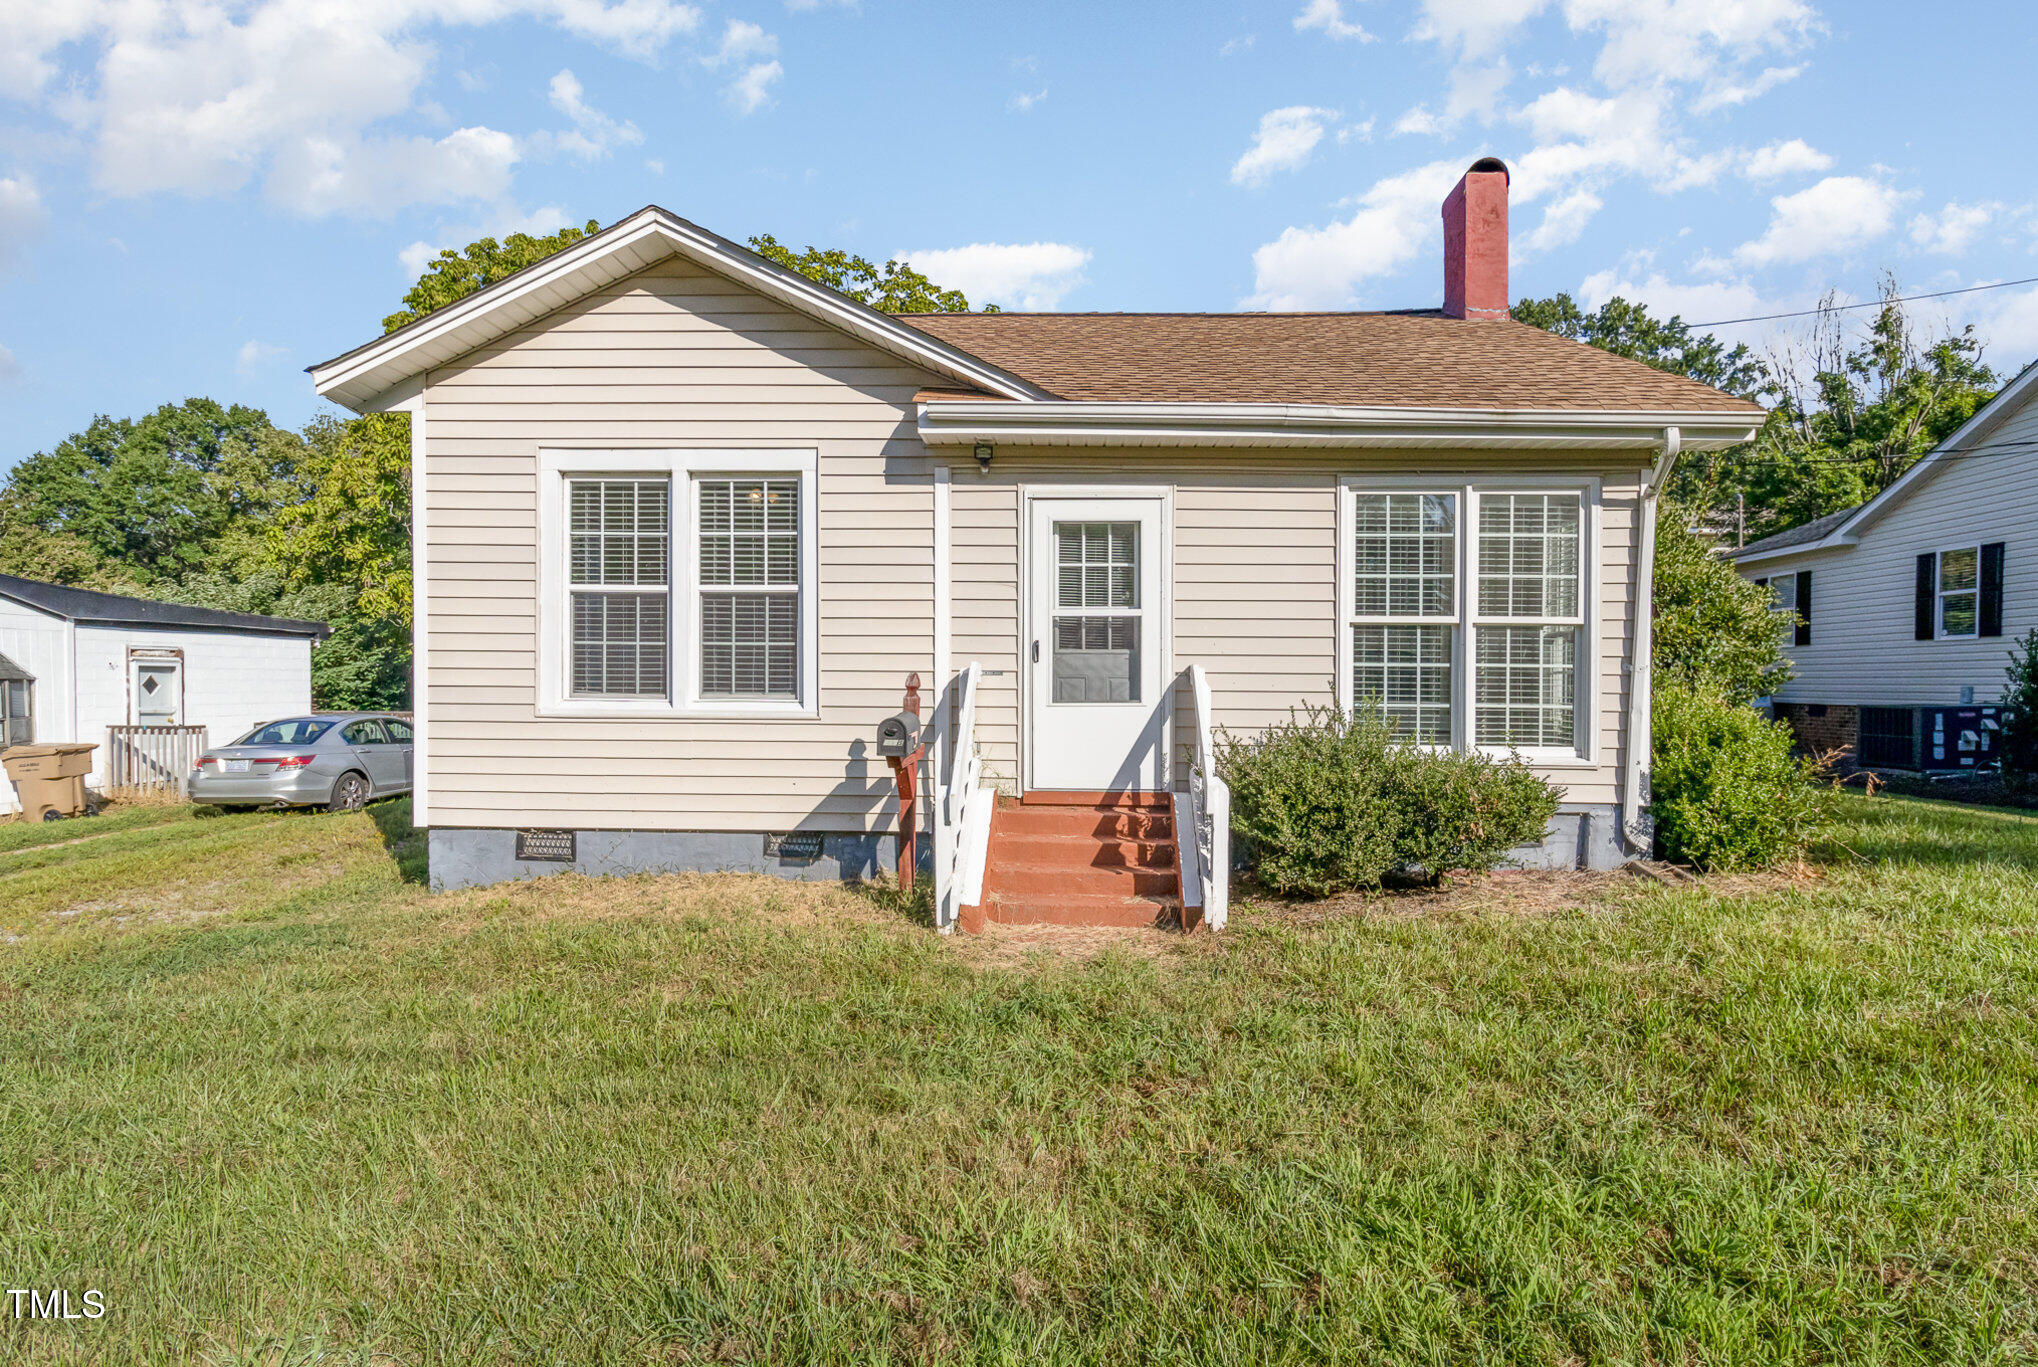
top-left (1770, 702), bottom-right (1861, 773)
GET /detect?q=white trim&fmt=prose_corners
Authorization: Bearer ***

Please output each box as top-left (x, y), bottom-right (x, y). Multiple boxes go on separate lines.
top-left (1336, 474), bottom-right (1600, 764)
top-left (1623, 428), bottom-right (1678, 855)
top-left (535, 448), bottom-right (820, 719)
top-left (922, 400), bottom-right (1762, 451)
top-left (1018, 485), bottom-right (1174, 795)
top-left (381, 385), bottom-right (430, 825)
top-left (931, 464), bottom-right (952, 843)
top-left (311, 208), bottom-right (1049, 413)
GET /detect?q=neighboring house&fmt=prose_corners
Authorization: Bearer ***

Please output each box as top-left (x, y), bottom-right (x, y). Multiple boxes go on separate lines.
top-left (0, 574), bottom-right (329, 812)
top-left (308, 158), bottom-right (1764, 926)
top-left (1731, 360), bottom-right (2038, 773)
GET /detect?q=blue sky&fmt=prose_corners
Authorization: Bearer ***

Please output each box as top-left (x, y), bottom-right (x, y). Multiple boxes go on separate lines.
top-left (3, 0), bottom-right (2035, 469)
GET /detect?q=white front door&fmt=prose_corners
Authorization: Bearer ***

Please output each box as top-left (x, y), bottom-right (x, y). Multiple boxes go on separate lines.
top-left (132, 659), bottom-right (182, 726)
top-left (1026, 495), bottom-right (1167, 794)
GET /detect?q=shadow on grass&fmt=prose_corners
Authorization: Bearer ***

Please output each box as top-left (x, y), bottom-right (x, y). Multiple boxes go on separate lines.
top-left (844, 876), bottom-right (937, 930)
top-left (1832, 795), bottom-right (2038, 873)
top-left (368, 798), bottom-right (429, 885)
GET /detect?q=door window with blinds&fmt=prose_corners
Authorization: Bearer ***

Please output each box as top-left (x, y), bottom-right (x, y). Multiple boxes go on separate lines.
top-left (1342, 481), bottom-right (1591, 758)
top-left (695, 476), bottom-right (801, 699)
top-left (0, 653), bottom-right (31, 747)
top-left (1052, 521), bottom-right (1141, 703)
top-left (568, 477), bottom-right (671, 698)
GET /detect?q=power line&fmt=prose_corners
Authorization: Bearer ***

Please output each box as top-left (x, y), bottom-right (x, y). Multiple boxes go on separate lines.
top-left (1690, 435), bottom-right (2038, 471)
top-left (1685, 276), bottom-right (2038, 329)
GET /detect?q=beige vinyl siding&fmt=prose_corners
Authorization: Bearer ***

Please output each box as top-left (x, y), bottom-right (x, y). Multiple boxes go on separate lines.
top-left (1746, 390), bottom-right (2038, 707)
top-left (421, 256), bottom-right (948, 831)
top-left (943, 453), bottom-right (1644, 810)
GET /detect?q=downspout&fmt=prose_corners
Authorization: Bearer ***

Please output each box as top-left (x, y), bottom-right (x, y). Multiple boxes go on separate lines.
top-left (1623, 426), bottom-right (1680, 858)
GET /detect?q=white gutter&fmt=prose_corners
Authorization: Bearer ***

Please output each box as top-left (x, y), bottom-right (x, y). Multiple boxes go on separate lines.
top-left (1623, 426), bottom-right (1680, 857)
top-left (1731, 536), bottom-right (1858, 567)
top-left (918, 400), bottom-right (1762, 450)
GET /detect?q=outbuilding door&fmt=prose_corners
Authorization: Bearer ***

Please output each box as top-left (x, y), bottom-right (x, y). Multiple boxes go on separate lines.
top-left (1025, 494), bottom-right (1168, 795)
top-left (131, 657), bottom-right (183, 726)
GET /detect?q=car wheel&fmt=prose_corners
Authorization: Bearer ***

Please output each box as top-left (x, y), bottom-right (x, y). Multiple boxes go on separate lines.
top-left (328, 772), bottom-right (370, 813)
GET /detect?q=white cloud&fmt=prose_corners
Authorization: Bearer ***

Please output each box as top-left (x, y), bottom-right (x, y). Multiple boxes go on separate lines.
top-left (1009, 88), bottom-right (1048, 113)
top-left (1219, 34), bottom-right (1256, 56)
top-left (0, 342), bottom-right (18, 381)
top-left (1337, 117), bottom-right (1375, 144)
top-left (1736, 175), bottom-right (1910, 268)
top-left (1523, 188), bottom-right (1602, 252)
top-left (11, 0), bottom-right (702, 217)
top-left (898, 242), bottom-right (1092, 310)
top-left (1567, 0), bottom-right (1820, 104)
top-left (1392, 105), bottom-right (1444, 137)
top-left (536, 69), bottom-right (643, 160)
top-left (0, 174), bottom-right (48, 270)
top-left (1910, 201), bottom-right (1999, 256)
top-left (1230, 106), bottom-right (1338, 187)
top-left (1974, 285), bottom-right (2038, 359)
top-left (1412, 0), bottom-right (1549, 60)
top-left (697, 19), bottom-right (782, 113)
top-left (1244, 158), bottom-right (1465, 309)
top-left (1294, 0), bottom-right (1374, 42)
top-left (1576, 265), bottom-right (1785, 348)
top-left (1691, 63), bottom-right (1802, 113)
top-left (727, 60), bottom-right (782, 114)
top-left (1743, 138), bottom-right (1832, 182)
top-left (399, 204), bottom-right (574, 279)
top-left (236, 339), bottom-right (287, 374)
top-left (645, 157), bottom-right (665, 175)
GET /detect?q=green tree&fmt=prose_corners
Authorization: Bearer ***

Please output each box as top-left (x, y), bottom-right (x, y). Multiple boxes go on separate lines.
top-left (1652, 500), bottom-right (1790, 705)
top-left (273, 413), bottom-right (413, 625)
top-left (383, 220), bottom-right (603, 333)
top-left (747, 235), bottom-right (993, 313)
top-left (0, 399), bottom-right (301, 587)
top-left (1512, 292), bottom-right (1768, 398)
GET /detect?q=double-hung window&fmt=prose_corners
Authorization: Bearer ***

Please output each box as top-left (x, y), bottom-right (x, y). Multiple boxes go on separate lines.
top-left (0, 657), bottom-right (31, 747)
top-left (1347, 492), bottom-right (1458, 743)
top-left (568, 478), bottom-right (670, 698)
top-left (1473, 493), bottom-right (1584, 750)
top-left (1341, 481), bottom-right (1591, 759)
top-left (1935, 546), bottom-right (1979, 638)
top-left (540, 451), bottom-right (818, 715)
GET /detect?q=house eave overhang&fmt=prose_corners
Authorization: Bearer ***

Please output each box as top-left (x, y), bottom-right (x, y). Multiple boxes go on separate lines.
top-left (917, 401), bottom-right (1764, 451)
top-left (308, 207), bottom-right (1053, 412)
top-left (1729, 536), bottom-right (1860, 567)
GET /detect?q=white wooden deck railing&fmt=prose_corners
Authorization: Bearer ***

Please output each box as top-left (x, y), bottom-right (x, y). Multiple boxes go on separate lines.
top-left (106, 724), bottom-right (209, 795)
top-left (1178, 666), bottom-right (1230, 931)
top-left (934, 662), bottom-right (994, 932)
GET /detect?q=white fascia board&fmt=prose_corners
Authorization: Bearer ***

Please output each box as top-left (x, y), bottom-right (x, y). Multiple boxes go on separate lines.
top-left (918, 401), bottom-right (1764, 450)
top-left (1731, 537), bottom-right (1857, 569)
top-left (1830, 357), bottom-right (2038, 541)
top-left (309, 207), bottom-right (1049, 412)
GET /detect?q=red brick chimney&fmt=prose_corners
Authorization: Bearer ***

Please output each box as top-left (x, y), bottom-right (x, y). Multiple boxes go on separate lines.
top-left (1442, 157), bottom-right (1510, 320)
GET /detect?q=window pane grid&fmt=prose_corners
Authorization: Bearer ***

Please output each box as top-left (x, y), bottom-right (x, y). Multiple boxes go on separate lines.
top-left (1477, 493), bottom-right (1580, 619)
top-left (570, 478), bottom-right (669, 587)
top-left (1939, 547), bottom-right (1978, 637)
top-left (568, 478), bottom-right (670, 697)
top-left (571, 591), bottom-right (669, 697)
top-left (697, 476), bottom-right (801, 700)
top-left (1053, 520), bottom-right (1141, 702)
top-left (1353, 493), bottom-right (1456, 619)
top-left (1352, 624), bottom-right (1452, 743)
top-left (1474, 626), bottom-right (1576, 748)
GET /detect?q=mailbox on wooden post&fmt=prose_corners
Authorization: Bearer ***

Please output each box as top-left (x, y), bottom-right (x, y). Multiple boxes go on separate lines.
top-left (880, 674), bottom-right (927, 890)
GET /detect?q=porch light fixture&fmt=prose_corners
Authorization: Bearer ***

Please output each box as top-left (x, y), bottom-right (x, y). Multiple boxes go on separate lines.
top-left (974, 441), bottom-right (994, 475)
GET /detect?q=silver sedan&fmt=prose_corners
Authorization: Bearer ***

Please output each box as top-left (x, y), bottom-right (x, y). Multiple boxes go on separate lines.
top-left (190, 713), bottom-right (414, 812)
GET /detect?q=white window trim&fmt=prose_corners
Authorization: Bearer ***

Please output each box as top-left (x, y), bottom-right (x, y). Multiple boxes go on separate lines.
top-left (1337, 475), bottom-right (1600, 767)
top-left (536, 448), bottom-right (820, 719)
top-left (1934, 544), bottom-right (1981, 641)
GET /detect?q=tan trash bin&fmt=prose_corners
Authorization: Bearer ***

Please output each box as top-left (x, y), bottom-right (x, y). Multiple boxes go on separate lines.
top-left (2, 742), bottom-right (98, 822)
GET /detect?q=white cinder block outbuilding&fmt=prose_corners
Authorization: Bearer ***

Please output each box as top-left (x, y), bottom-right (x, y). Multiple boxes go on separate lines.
top-left (0, 574), bottom-right (329, 813)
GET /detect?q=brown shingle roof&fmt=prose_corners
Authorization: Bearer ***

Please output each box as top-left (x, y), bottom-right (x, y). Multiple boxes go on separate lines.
top-left (896, 312), bottom-right (1764, 413)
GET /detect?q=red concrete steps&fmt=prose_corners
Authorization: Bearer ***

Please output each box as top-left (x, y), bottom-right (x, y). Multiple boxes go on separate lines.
top-left (965, 794), bottom-right (1185, 930)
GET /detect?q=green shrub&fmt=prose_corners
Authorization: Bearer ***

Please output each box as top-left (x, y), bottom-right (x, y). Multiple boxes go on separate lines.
top-left (1217, 705), bottom-right (1559, 897)
top-left (1651, 683), bottom-right (1832, 870)
top-left (2001, 629), bottom-right (2038, 778)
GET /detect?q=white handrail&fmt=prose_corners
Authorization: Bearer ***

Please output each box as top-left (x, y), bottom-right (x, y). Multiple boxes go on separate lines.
top-left (934, 662), bottom-right (989, 932)
top-left (1182, 665), bottom-right (1230, 931)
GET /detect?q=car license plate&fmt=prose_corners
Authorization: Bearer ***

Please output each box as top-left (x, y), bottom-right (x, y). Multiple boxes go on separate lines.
top-left (224, 759), bottom-right (251, 773)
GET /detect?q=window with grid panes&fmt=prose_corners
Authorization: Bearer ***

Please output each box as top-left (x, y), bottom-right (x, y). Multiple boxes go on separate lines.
top-left (1052, 521), bottom-right (1141, 703)
top-left (696, 476), bottom-right (801, 699)
top-left (568, 478), bottom-right (670, 697)
top-left (1936, 546), bottom-right (1979, 637)
top-left (1474, 492), bottom-right (1582, 748)
top-left (1348, 492), bottom-right (1457, 743)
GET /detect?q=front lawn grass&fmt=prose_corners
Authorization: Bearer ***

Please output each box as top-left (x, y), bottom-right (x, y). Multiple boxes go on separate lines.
top-left (2, 795), bottom-right (2035, 1364)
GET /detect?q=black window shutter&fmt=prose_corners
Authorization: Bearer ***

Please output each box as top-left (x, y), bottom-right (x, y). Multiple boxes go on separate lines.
top-left (1794, 570), bottom-right (1812, 646)
top-left (1915, 553), bottom-right (1936, 640)
top-left (1980, 542), bottom-right (2006, 637)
